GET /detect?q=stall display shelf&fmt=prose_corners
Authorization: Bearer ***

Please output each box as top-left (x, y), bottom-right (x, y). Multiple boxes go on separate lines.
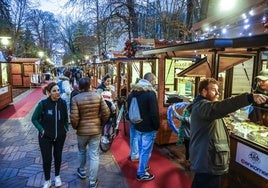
top-left (225, 117), bottom-right (268, 149)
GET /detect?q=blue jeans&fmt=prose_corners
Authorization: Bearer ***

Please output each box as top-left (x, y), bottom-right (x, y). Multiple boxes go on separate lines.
top-left (136, 130), bottom-right (156, 176)
top-left (129, 123), bottom-right (139, 160)
top-left (77, 134), bottom-right (100, 182)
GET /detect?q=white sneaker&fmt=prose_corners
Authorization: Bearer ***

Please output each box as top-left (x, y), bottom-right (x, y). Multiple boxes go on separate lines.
top-left (43, 180), bottom-right (51, 188)
top-left (54, 176), bottom-right (62, 187)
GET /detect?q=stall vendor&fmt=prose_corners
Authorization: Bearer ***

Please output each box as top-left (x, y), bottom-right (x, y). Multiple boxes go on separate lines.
top-left (249, 69), bottom-right (268, 126)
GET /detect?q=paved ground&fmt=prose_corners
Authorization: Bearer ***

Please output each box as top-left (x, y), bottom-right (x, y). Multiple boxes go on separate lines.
top-left (0, 88), bottom-right (193, 188)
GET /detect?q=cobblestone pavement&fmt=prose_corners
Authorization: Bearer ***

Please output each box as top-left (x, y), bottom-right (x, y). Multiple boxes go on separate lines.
top-left (0, 92), bottom-right (129, 188)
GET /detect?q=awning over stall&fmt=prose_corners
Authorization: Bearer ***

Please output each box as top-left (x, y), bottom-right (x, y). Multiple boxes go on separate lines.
top-left (143, 34), bottom-right (268, 77)
top-left (11, 58), bottom-right (40, 63)
top-left (177, 55), bottom-right (252, 77)
top-left (143, 34), bottom-right (268, 58)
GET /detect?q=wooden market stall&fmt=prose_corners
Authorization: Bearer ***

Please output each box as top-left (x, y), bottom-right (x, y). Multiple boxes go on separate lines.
top-left (91, 57), bottom-right (157, 99)
top-left (142, 34), bottom-right (268, 187)
top-left (0, 51), bottom-right (12, 110)
top-left (10, 58), bottom-right (41, 88)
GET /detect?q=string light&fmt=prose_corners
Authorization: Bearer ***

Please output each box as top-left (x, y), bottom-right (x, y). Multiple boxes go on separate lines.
top-left (193, 1), bottom-right (266, 41)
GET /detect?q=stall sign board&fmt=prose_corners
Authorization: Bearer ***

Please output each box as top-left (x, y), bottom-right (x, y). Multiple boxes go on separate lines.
top-left (236, 142), bottom-right (268, 180)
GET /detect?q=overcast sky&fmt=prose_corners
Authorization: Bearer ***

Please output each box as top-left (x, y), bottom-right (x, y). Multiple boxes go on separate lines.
top-left (38, 0), bottom-right (69, 15)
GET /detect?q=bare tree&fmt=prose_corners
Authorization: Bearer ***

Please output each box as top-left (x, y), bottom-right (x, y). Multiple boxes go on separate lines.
top-left (0, 0), bottom-right (13, 36)
top-left (25, 9), bottom-right (61, 57)
top-left (59, 15), bottom-right (98, 65)
top-left (9, 0), bottom-right (32, 55)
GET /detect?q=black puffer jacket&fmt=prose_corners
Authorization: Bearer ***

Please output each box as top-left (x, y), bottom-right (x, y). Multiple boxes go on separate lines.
top-left (127, 79), bottom-right (160, 132)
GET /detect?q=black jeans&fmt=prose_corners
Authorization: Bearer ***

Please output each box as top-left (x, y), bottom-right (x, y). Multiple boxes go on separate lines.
top-left (191, 173), bottom-right (221, 188)
top-left (38, 134), bottom-right (66, 180)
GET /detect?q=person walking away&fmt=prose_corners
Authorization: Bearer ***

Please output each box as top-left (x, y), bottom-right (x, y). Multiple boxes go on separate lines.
top-left (58, 70), bottom-right (73, 113)
top-left (189, 78), bottom-right (268, 188)
top-left (70, 77), bottom-right (110, 188)
top-left (70, 84), bottom-right (80, 109)
top-left (127, 72), bottom-right (160, 181)
top-left (127, 78), bottom-right (141, 162)
top-left (249, 69), bottom-right (268, 126)
top-left (74, 68), bottom-right (83, 86)
top-left (96, 74), bottom-right (112, 94)
top-left (31, 82), bottom-right (69, 188)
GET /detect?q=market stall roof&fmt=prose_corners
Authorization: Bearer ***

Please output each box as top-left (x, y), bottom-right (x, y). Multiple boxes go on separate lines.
top-left (11, 58), bottom-right (40, 63)
top-left (98, 57), bottom-right (158, 65)
top-left (143, 34), bottom-right (268, 57)
top-left (177, 55), bottom-right (252, 77)
top-left (143, 34), bottom-right (268, 76)
top-left (191, 0), bottom-right (265, 38)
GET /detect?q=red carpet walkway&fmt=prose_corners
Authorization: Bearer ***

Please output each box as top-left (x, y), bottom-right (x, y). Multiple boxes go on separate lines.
top-left (110, 124), bottom-right (192, 188)
top-left (0, 88), bottom-right (43, 119)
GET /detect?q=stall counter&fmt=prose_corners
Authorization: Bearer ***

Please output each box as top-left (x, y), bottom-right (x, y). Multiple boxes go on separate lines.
top-left (0, 85), bottom-right (12, 110)
top-left (228, 135), bottom-right (268, 188)
top-left (224, 118), bottom-right (268, 187)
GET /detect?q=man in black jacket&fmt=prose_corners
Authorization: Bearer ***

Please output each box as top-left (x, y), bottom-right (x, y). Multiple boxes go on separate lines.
top-left (127, 72), bottom-right (160, 181)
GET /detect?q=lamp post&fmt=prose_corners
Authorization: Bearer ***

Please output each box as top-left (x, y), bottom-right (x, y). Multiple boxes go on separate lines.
top-left (0, 36), bottom-right (11, 46)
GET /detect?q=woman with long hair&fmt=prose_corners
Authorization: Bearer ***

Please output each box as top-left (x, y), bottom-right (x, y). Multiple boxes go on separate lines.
top-left (32, 82), bottom-right (68, 188)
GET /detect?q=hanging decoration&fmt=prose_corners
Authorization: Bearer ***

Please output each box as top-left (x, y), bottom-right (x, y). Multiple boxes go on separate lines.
top-left (123, 39), bottom-right (140, 58)
top-left (262, 8), bottom-right (268, 31)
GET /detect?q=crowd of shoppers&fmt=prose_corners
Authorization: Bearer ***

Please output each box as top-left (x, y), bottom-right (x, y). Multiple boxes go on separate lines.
top-left (31, 65), bottom-right (268, 188)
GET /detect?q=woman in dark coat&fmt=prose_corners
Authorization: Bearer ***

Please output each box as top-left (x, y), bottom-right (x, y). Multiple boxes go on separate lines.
top-left (32, 82), bottom-right (68, 188)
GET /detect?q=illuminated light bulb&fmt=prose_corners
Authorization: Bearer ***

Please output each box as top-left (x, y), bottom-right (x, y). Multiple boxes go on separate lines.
top-left (219, 0), bottom-right (235, 11)
top-left (244, 24), bottom-right (250, 29)
top-left (242, 13), bottom-right (247, 19)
